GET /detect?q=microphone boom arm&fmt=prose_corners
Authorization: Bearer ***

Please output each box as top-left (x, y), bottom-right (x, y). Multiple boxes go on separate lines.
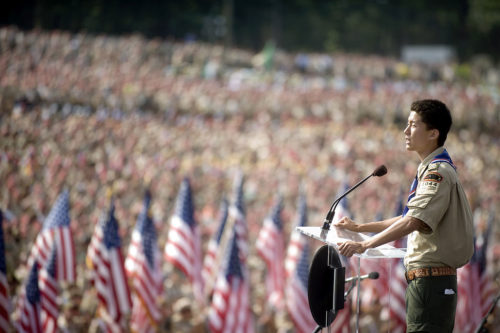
top-left (321, 165), bottom-right (387, 232)
top-left (322, 173), bottom-right (374, 231)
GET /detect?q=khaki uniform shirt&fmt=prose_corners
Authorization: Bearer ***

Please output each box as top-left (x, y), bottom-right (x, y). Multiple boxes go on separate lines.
top-left (404, 147), bottom-right (474, 270)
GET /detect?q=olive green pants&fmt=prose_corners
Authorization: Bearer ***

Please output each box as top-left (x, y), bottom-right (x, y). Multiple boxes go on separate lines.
top-left (405, 275), bottom-right (457, 333)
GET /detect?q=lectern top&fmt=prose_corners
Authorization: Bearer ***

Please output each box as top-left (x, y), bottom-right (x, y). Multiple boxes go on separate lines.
top-left (296, 226), bottom-right (406, 259)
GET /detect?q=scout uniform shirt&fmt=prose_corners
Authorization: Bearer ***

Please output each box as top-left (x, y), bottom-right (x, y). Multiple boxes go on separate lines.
top-left (404, 147), bottom-right (474, 271)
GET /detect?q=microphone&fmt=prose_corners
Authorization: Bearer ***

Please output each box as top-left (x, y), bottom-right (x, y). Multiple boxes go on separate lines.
top-left (321, 165), bottom-right (388, 231)
top-left (345, 271), bottom-right (379, 283)
top-left (372, 165), bottom-right (388, 177)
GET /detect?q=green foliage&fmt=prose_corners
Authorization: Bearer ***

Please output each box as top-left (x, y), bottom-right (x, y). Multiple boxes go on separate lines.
top-left (1, 0), bottom-right (500, 60)
top-left (469, 0), bottom-right (500, 33)
top-left (455, 63), bottom-right (472, 81)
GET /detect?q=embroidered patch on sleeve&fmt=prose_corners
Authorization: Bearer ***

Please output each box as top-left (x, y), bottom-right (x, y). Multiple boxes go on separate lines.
top-left (419, 171), bottom-right (443, 194)
top-left (423, 171), bottom-right (443, 183)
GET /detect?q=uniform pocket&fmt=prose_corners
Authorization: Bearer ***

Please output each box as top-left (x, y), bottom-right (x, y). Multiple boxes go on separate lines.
top-left (428, 277), bottom-right (457, 332)
top-left (406, 276), bottom-right (457, 332)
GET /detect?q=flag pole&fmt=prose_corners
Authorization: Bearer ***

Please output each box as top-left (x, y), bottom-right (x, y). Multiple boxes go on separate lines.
top-left (474, 292), bottom-right (500, 333)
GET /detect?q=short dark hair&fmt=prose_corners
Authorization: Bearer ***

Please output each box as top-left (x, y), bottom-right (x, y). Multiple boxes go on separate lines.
top-left (410, 99), bottom-right (452, 146)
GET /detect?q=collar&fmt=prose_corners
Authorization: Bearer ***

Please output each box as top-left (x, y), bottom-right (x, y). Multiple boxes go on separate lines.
top-left (417, 146), bottom-right (445, 179)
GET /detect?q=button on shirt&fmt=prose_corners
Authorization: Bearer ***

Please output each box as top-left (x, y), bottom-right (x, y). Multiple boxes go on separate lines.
top-left (404, 147), bottom-right (474, 270)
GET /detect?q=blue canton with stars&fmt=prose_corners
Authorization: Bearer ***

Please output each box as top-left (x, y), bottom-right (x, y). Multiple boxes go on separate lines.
top-left (225, 233), bottom-right (243, 279)
top-left (175, 178), bottom-right (196, 228)
top-left (296, 242), bottom-right (310, 288)
top-left (269, 196), bottom-right (284, 231)
top-left (45, 248), bottom-right (57, 278)
top-left (43, 189), bottom-right (70, 230)
top-left (296, 194), bottom-right (307, 228)
top-left (214, 199), bottom-right (228, 244)
top-left (136, 191), bottom-right (157, 269)
top-left (26, 263), bottom-right (41, 304)
top-left (102, 202), bottom-right (121, 250)
top-left (233, 174), bottom-right (245, 215)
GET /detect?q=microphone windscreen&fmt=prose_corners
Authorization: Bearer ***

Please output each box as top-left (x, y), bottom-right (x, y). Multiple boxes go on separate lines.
top-left (368, 271), bottom-right (380, 279)
top-left (373, 165), bottom-right (387, 177)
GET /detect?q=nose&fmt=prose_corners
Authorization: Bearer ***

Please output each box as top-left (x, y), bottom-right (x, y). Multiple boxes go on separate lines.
top-left (404, 124), bottom-right (410, 135)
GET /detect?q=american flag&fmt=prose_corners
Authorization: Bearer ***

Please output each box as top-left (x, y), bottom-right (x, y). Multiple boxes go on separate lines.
top-left (256, 196), bottom-right (286, 309)
top-left (332, 182), bottom-right (351, 225)
top-left (125, 191), bottom-right (163, 331)
top-left (0, 210), bottom-right (11, 332)
top-left (230, 173), bottom-right (249, 261)
top-left (285, 193), bottom-right (307, 277)
top-left (86, 201), bottom-right (132, 325)
top-left (353, 193), bottom-right (406, 333)
top-left (202, 198), bottom-right (229, 296)
top-left (130, 297), bottom-right (160, 333)
top-left (394, 189), bottom-right (405, 218)
top-left (16, 263), bottom-right (43, 333)
top-left (208, 229), bottom-right (253, 333)
top-left (285, 193), bottom-right (317, 333)
top-left (476, 214), bottom-right (499, 317)
top-left (286, 242), bottom-right (316, 333)
top-left (164, 178), bottom-right (204, 303)
top-left (232, 173), bottom-right (245, 217)
top-left (385, 258), bottom-right (407, 333)
top-left (39, 248), bottom-right (59, 333)
top-left (357, 256), bottom-right (385, 313)
top-left (384, 195), bottom-right (407, 333)
top-left (456, 213), bottom-right (499, 332)
top-left (91, 316), bottom-right (124, 333)
top-left (456, 258), bottom-right (482, 332)
top-left (29, 190), bottom-right (76, 282)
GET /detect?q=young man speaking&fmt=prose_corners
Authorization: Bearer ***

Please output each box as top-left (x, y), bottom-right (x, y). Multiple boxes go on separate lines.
top-left (335, 99), bottom-right (474, 332)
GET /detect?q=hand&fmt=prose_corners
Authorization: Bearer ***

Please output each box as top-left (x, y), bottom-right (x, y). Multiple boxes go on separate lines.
top-left (334, 216), bottom-right (359, 232)
top-left (337, 241), bottom-right (367, 257)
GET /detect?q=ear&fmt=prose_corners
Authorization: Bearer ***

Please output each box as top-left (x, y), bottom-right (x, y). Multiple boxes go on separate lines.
top-left (429, 129), bottom-right (439, 141)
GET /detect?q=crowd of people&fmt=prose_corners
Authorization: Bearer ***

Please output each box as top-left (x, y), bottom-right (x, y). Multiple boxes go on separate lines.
top-left (0, 26), bottom-right (499, 332)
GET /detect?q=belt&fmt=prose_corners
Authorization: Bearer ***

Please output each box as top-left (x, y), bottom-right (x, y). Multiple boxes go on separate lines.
top-left (405, 266), bottom-right (456, 282)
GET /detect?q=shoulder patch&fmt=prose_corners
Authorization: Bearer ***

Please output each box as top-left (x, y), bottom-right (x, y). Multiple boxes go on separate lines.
top-left (418, 171), bottom-right (442, 195)
top-left (423, 172), bottom-right (443, 183)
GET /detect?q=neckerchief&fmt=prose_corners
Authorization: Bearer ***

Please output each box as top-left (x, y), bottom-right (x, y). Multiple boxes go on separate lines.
top-left (402, 149), bottom-right (456, 216)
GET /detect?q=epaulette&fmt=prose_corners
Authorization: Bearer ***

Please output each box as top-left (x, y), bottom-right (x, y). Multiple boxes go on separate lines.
top-left (428, 163), bottom-right (439, 171)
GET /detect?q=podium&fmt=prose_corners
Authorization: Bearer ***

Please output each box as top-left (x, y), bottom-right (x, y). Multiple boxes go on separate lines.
top-left (297, 226), bottom-right (406, 333)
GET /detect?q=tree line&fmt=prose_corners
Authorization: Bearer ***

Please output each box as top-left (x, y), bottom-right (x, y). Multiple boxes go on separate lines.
top-left (2, 0), bottom-right (500, 61)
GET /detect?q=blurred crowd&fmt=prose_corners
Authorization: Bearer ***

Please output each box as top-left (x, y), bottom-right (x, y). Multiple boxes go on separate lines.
top-left (0, 26), bottom-right (499, 332)
top-left (1, 26), bottom-right (499, 133)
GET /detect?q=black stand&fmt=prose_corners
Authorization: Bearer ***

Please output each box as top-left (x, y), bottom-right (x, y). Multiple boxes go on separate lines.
top-left (308, 245), bottom-right (345, 330)
top-left (297, 225), bottom-right (406, 333)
